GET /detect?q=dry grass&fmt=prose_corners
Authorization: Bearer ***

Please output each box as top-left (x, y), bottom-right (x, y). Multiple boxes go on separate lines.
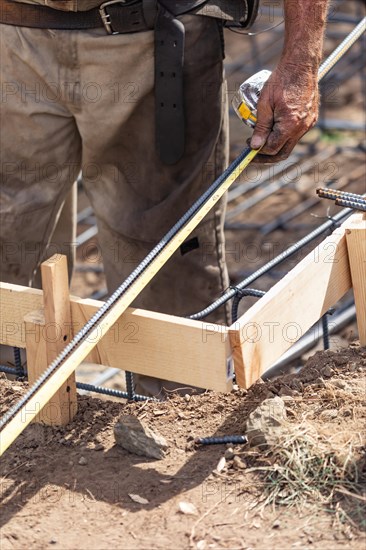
top-left (245, 419), bottom-right (366, 528)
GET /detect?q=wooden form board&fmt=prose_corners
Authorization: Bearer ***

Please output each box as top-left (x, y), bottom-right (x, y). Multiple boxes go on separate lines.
top-left (345, 213), bottom-right (366, 346)
top-left (229, 214), bottom-right (356, 388)
top-left (24, 255), bottom-right (77, 425)
top-left (0, 283), bottom-right (232, 393)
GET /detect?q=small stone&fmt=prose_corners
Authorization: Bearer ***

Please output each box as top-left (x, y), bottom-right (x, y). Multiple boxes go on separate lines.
top-left (178, 501), bottom-right (198, 515)
top-left (264, 391), bottom-right (276, 399)
top-left (246, 397), bottom-right (287, 448)
top-left (114, 415), bottom-right (169, 460)
top-left (232, 456), bottom-right (246, 470)
top-left (78, 456), bottom-right (87, 466)
top-left (93, 443), bottom-right (104, 451)
top-left (272, 520), bottom-right (281, 529)
top-left (216, 456), bottom-right (226, 473)
top-left (49, 539), bottom-right (57, 545)
top-left (279, 386), bottom-right (294, 397)
top-left (313, 377), bottom-right (326, 388)
top-left (224, 447), bottom-right (235, 460)
top-left (320, 409), bottom-right (338, 421)
top-left (153, 409), bottom-right (166, 416)
top-left (331, 379), bottom-right (349, 390)
top-left (320, 365), bottom-right (333, 378)
top-left (290, 379), bottom-right (303, 392)
top-left (68, 461), bottom-right (74, 467)
top-left (281, 395), bottom-right (294, 402)
top-left (185, 440), bottom-right (196, 452)
top-left (333, 355), bottom-right (349, 366)
top-left (184, 394), bottom-right (191, 402)
top-left (128, 493), bottom-right (149, 505)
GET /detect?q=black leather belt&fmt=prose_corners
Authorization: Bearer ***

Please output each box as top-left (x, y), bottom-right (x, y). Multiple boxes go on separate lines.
top-left (0, 0), bottom-right (149, 33)
top-left (0, 0), bottom-right (209, 164)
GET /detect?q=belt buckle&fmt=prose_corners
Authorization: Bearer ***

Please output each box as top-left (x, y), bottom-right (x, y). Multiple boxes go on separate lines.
top-left (99, 0), bottom-right (138, 35)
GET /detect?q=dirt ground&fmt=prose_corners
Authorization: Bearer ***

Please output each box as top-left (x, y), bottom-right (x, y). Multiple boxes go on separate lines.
top-left (1, 346), bottom-right (365, 549)
top-left (1, 2), bottom-right (366, 549)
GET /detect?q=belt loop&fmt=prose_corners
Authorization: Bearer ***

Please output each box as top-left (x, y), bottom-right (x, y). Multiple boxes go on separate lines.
top-left (154, 3), bottom-right (185, 165)
top-left (142, 0), bottom-right (158, 29)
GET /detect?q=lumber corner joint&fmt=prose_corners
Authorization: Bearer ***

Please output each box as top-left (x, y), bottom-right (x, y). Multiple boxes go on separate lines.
top-left (228, 214), bottom-right (356, 390)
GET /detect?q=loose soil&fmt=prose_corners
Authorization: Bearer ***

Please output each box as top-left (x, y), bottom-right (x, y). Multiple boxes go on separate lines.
top-left (1, 346), bottom-right (365, 549)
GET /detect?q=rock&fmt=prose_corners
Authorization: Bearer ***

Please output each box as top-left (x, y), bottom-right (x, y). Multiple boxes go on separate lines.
top-left (216, 457), bottom-right (226, 473)
top-left (232, 456), bottom-right (247, 470)
top-left (224, 447), bottom-right (235, 460)
top-left (319, 409), bottom-right (338, 421)
top-left (78, 456), bottom-right (87, 466)
top-left (279, 386), bottom-right (294, 397)
top-left (313, 377), bottom-right (326, 388)
top-left (333, 355), bottom-right (349, 366)
top-left (331, 379), bottom-right (349, 390)
top-left (290, 379), bottom-right (303, 392)
top-left (246, 397), bottom-right (287, 448)
top-left (93, 443), bottom-right (104, 452)
top-left (272, 520), bottom-right (281, 529)
top-left (128, 493), bottom-right (149, 505)
top-left (320, 365), bottom-right (334, 378)
top-left (178, 501), bottom-right (198, 515)
top-left (349, 362), bottom-right (358, 372)
top-left (114, 415), bottom-right (168, 460)
top-left (264, 391), bottom-right (276, 399)
top-left (153, 409), bottom-right (166, 416)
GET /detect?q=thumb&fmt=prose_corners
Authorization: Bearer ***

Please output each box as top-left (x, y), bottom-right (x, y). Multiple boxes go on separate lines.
top-left (250, 100), bottom-right (273, 150)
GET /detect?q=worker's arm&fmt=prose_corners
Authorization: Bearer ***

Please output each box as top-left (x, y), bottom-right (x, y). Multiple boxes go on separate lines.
top-left (251, 0), bottom-right (330, 163)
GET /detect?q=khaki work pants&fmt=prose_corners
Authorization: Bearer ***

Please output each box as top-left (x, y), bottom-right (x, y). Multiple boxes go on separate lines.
top-left (0, 15), bottom-right (231, 395)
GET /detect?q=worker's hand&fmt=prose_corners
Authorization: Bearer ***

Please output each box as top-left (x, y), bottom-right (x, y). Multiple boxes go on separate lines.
top-left (250, 63), bottom-right (319, 163)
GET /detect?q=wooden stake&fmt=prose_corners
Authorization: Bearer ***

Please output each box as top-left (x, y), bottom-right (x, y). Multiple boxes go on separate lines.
top-left (25, 255), bottom-right (77, 425)
top-left (345, 213), bottom-right (366, 346)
